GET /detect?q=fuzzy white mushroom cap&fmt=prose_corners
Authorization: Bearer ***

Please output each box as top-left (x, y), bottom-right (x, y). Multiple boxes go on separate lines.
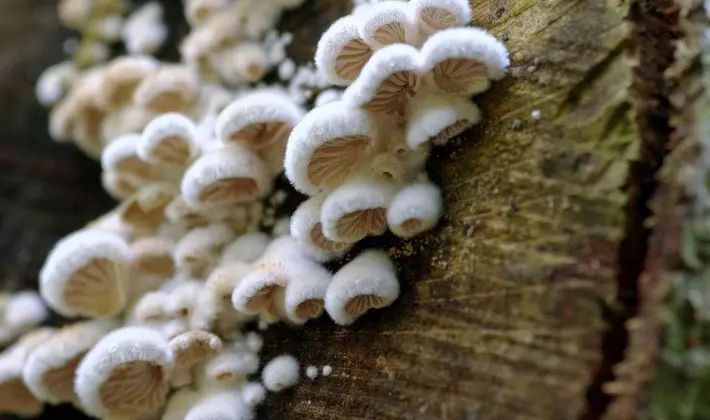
top-left (197, 349), bottom-right (259, 386)
top-left (101, 133), bottom-right (147, 173)
top-left (134, 65), bottom-right (200, 113)
top-left (123, 2), bottom-right (168, 55)
top-left (216, 91), bottom-right (304, 151)
top-left (0, 328), bottom-right (54, 416)
top-left (315, 16), bottom-right (373, 86)
top-left (410, 0), bottom-right (472, 39)
top-left (3, 291), bottom-right (47, 332)
top-left (221, 233), bottom-right (271, 264)
top-left (98, 55), bottom-right (160, 110)
top-left (341, 43), bottom-right (421, 115)
top-left (405, 93), bottom-right (481, 149)
top-left (140, 112), bottom-right (199, 167)
top-left (75, 326), bottom-right (174, 419)
top-left (185, 0), bottom-right (231, 26)
top-left (285, 101), bottom-right (380, 195)
top-left (119, 182), bottom-right (178, 232)
top-left (358, 0), bottom-right (416, 48)
top-left (325, 250), bottom-right (400, 325)
top-left (22, 320), bottom-right (117, 404)
top-left (320, 178), bottom-right (397, 243)
top-left (241, 382), bottom-right (267, 407)
top-left (131, 237), bottom-right (176, 278)
top-left (181, 144), bottom-right (272, 209)
top-left (174, 223), bottom-right (235, 276)
top-left (262, 354), bottom-right (299, 392)
top-left (36, 61), bottom-right (77, 106)
top-left (166, 280), bottom-right (204, 320)
top-left (132, 290), bottom-right (172, 324)
top-left (39, 229), bottom-right (130, 318)
top-left (420, 27), bottom-right (510, 95)
top-left (170, 330), bottom-right (223, 377)
top-left (163, 388), bottom-right (201, 420)
top-left (283, 255), bottom-right (332, 325)
top-left (290, 194), bottom-right (353, 262)
top-left (185, 388), bottom-right (254, 420)
top-left (387, 183), bottom-right (443, 238)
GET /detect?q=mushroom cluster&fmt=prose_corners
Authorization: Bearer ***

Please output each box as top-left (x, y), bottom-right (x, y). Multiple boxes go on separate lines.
top-left (0, 0), bottom-right (510, 417)
top-left (286, 0), bottom-right (508, 256)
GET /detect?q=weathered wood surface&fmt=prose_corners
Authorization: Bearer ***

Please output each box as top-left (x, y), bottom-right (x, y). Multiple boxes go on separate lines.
top-left (261, 0), bottom-right (636, 419)
top-left (0, 0), bottom-right (661, 419)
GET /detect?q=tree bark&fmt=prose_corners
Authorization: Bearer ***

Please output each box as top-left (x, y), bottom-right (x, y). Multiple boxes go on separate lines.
top-left (0, 0), bottom-right (695, 419)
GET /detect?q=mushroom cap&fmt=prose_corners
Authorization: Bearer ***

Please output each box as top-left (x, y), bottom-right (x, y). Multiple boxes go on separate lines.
top-left (325, 250), bottom-right (400, 325)
top-left (174, 223), bottom-right (235, 276)
top-left (119, 182), bottom-right (178, 232)
top-left (320, 178), bottom-right (397, 243)
top-left (405, 93), bottom-right (480, 149)
top-left (410, 0), bottom-right (472, 37)
top-left (3, 291), bottom-right (48, 332)
top-left (241, 382), bottom-right (266, 407)
top-left (283, 256), bottom-right (332, 325)
top-left (220, 233), bottom-right (271, 264)
top-left (74, 326), bottom-right (174, 419)
top-left (181, 144), bottom-right (272, 209)
top-left (164, 195), bottom-right (211, 227)
top-left (315, 15), bottom-right (374, 86)
top-left (0, 328), bottom-right (54, 416)
top-left (185, 388), bottom-right (254, 420)
top-left (261, 354), bottom-right (299, 392)
top-left (101, 133), bottom-right (155, 184)
top-left (140, 112), bottom-right (199, 167)
top-left (215, 91), bottom-right (304, 151)
top-left (170, 330), bottom-right (223, 371)
top-left (163, 388), bottom-right (201, 420)
top-left (284, 101), bottom-right (380, 195)
top-left (290, 194), bottom-right (353, 262)
top-left (197, 350), bottom-right (259, 387)
top-left (131, 290), bottom-right (172, 324)
top-left (166, 280), bottom-right (204, 320)
top-left (97, 55), bottom-right (160, 110)
top-left (358, 0), bottom-right (415, 48)
top-left (341, 43), bottom-right (422, 115)
top-left (131, 237), bottom-right (176, 278)
top-left (419, 27), bottom-right (510, 95)
top-left (133, 65), bottom-right (200, 114)
top-left (211, 42), bottom-right (270, 85)
top-left (206, 260), bottom-right (254, 303)
top-left (185, 0), bottom-right (231, 26)
top-left (22, 320), bottom-right (117, 404)
top-left (39, 229), bottom-right (130, 318)
top-left (387, 182), bottom-right (444, 238)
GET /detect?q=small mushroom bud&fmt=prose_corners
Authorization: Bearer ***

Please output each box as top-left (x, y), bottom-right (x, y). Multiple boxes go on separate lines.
top-left (261, 354), bottom-right (299, 392)
top-left (97, 55), bottom-right (159, 110)
top-left (315, 16), bottom-right (373, 86)
top-left (39, 230), bottom-right (130, 318)
top-left (74, 326), bottom-right (174, 419)
top-left (387, 183), bottom-right (444, 238)
top-left (325, 250), bottom-right (400, 325)
top-left (118, 182), bottom-right (178, 232)
top-left (134, 65), bottom-right (200, 114)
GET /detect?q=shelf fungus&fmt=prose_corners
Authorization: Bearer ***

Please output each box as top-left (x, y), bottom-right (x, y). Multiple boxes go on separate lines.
top-left (320, 178), bottom-right (396, 243)
top-left (215, 90), bottom-right (304, 151)
top-left (387, 182), bottom-right (443, 238)
top-left (290, 194), bottom-right (353, 262)
top-left (405, 93), bottom-right (481, 149)
top-left (342, 43), bottom-right (422, 116)
top-left (419, 27), bottom-right (510, 96)
top-left (22, 320), bottom-right (117, 405)
top-left (284, 101), bottom-right (380, 195)
top-left (358, 1), bottom-right (415, 49)
top-left (140, 112), bottom-right (199, 167)
top-left (39, 229), bottom-right (130, 318)
top-left (74, 326), bottom-right (174, 419)
top-left (262, 354), bottom-right (299, 392)
top-left (410, 0), bottom-right (472, 40)
top-left (325, 250), bottom-right (400, 326)
top-left (0, 328), bottom-right (54, 417)
top-left (315, 16), bottom-right (373, 86)
top-left (181, 144), bottom-right (271, 209)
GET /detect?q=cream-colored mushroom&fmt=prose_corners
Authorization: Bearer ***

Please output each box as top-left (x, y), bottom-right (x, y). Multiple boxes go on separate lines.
top-left (409, 0), bottom-right (472, 40)
top-left (118, 182), bottom-right (178, 232)
top-left (290, 194), bottom-right (353, 262)
top-left (96, 55), bottom-right (159, 110)
top-left (39, 229), bottom-right (130, 318)
top-left (315, 16), bottom-right (373, 86)
top-left (134, 65), bottom-right (200, 114)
